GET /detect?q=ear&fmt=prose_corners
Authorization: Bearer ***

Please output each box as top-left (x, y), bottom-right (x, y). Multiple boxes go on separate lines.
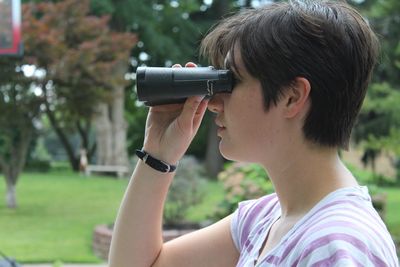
top-left (283, 77), bottom-right (311, 118)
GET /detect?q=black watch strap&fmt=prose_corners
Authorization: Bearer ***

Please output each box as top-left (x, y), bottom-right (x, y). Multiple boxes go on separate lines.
top-left (135, 149), bottom-right (177, 173)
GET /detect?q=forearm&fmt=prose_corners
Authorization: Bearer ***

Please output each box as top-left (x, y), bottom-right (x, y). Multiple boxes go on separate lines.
top-left (109, 160), bottom-right (175, 267)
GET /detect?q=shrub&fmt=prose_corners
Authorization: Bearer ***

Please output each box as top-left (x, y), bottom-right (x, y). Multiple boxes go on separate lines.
top-left (24, 159), bottom-right (51, 172)
top-left (210, 162), bottom-right (274, 221)
top-left (163, 156), bottom-right (207, 226)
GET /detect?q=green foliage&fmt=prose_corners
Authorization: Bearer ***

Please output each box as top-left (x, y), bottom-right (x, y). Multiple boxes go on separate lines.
top-left (348, 0), bottom-right (400, 183)
top-left (185, 180), bottom-right (225, 222)
top-left (106, 0), bottom-right (213, 159)
top-left (354, 82), bottom-right (400, 181)
top-left (21, 0), bottom-right (137, 169)
top-left (164, 156), bottom-right (207, 225)
top-left (99, 0), bottom-right (203, 67)
top-left (383, 186), bottom-right (400, 239)
top-left (24, 159), bottom-right (51, 173)
top-left (125, 89), bottom-right (148, 156)
top-left (210, 162), bottom-right (274, 221)
top-left (89, 0), bottom-right (114, 16)
top-left (0, 58), bottom-right (42, 184)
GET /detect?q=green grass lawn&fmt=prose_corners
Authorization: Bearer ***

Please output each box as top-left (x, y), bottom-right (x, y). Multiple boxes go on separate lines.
top-left (0, 171), bottom-right (129, 263)
top-left (0, 170), bottom-right (224, 263)
top-left (0, 170), bottom-right (399, 263)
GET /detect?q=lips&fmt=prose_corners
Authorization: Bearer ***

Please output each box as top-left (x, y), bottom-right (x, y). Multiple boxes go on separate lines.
top-left (215, 118), bottom-right (226, 136)
top-left (214, 118), bottom-right (225, 128)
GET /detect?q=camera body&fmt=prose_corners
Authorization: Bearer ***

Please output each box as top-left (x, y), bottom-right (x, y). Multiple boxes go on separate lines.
top-left (136, 66), bottom-right (234, 106)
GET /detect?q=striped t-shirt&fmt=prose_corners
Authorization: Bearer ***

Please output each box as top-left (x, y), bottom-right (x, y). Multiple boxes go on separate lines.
top-left (231, 186), bottom-right (398, 266)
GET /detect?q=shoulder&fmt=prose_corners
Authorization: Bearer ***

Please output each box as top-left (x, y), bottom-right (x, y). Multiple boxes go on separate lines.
top-left (289, 189), bottom-right (398, 266)
top-left (292, 229), bottom-right (398, 266)
top-left (231, 193), bottom-right (279, 251)
top-left (235, 193), bottom-right (279, 223)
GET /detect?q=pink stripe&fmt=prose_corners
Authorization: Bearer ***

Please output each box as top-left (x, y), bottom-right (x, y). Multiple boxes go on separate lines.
top-left (260, 219), bottom-right (373, 265)
top-left (308, 213), bottom-right (397, 264)
top-left (277, 220), bottom-right (377, 265)
top-left (282, 200), bottom-right (386, 261)
top-left (311, 199), bottom-right (385, 229)
top-left (265, 254), bottom-right (280, 264)
top-left (240, 194), bottom-right (278, 248)
top-left (280, 205), bottom-right (371, 260)
top-left (279, 209), bottom-right (393, 264)
top-left (291, 233), bottom-right (387, 266)
top-left (310, 249), bottom-right (364, 267)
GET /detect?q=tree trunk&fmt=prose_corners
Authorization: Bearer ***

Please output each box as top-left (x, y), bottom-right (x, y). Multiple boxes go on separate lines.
top-left (0, 124), bottom-right (33, 209)
top-left (94, 60), bottom-right (129, 168)
top-left (94, 103), bottom-right (113, 165)
top-left (45, 106), bottom-right (80, 171)
top-left (94, 91), bottom-right (129, 167)
top-left (205, 121), bottom-right (224, 179)
top-left (6, 182), bottom-right (17, 209)
top-left (111, 85), bottom-right (129, 166)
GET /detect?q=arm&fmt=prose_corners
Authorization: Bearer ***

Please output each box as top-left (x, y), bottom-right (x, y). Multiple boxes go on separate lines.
top-left (109, 64), bottom-right (239, 267)
top-left (110, 163), bottom-right (238, 267)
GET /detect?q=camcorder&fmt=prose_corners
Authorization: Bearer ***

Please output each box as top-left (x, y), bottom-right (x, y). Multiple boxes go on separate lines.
top-left (136, 66), bottom-right (234, 106)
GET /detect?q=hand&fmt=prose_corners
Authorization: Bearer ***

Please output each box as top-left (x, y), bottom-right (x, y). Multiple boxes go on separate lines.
top-left (142, 62), bottom-right (209, 164)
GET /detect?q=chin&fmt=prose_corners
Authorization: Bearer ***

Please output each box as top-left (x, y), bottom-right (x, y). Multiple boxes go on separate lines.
top-left (219, 141), bottom-right (260, 163)
top-left (219, 142), bottom-right (240, 161)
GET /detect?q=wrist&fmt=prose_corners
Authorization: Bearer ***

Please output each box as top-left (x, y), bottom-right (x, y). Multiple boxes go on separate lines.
top-left (142, 146), bottom-right (180, 165)
top-left (136, 149), bottom-right (178, 173)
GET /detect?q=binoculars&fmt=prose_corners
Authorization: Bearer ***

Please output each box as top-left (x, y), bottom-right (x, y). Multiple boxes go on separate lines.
top-left (136, 66), bottom-right (234, 106)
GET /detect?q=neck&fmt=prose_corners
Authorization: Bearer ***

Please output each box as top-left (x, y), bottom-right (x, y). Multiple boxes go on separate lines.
top-left (262, 143), bottom-right (358, 219)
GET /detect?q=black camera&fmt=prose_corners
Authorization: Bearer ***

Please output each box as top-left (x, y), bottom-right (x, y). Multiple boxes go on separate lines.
top-left (136, 66), bottom-right (234, 106)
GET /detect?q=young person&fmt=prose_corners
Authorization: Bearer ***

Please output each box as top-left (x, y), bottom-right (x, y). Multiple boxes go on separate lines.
top-left (109, 0), bottom-right (399, 266)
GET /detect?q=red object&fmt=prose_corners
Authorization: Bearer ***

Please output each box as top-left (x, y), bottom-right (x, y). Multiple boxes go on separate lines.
top-left (0, 0), bottom-right (22, 55)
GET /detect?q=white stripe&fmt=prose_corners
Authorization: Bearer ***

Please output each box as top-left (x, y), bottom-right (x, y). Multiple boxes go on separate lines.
top-left (232, 197), bottom-right (279, 251)
top-left (230, 209), bottom-right (240, 251)
top-left (280, 226), bottom-right (388, 266)
top-left (308, 212), bottom-right (388, 250)
top-left (294, 208), bottom-right (396, 263)
top-left (295, 240), bottom-right (375, 266)
top-left (333, 258), bottom-right (366, 267)
top-left (307, 199), bottom-right (385, 230)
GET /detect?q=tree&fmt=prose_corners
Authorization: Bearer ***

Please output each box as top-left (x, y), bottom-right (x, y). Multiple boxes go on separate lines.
top-left (91, 0), bottom-right (222, 172)
top-left (352, 0), bottom-right (400, 177)
top-left (0, 58), bottom-right (42, 208)
top-left (22, 0), bottom-right (137, 170)
top-left (96, 0), bottom-right (264, 177)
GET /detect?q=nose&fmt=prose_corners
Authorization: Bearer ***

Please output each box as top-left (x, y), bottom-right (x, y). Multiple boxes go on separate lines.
top-left (207, 93), bottom-right (224, 114)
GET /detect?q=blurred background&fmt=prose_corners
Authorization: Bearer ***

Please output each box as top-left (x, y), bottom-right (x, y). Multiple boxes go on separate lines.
top-left (0, 0), bottom-right (399, 265)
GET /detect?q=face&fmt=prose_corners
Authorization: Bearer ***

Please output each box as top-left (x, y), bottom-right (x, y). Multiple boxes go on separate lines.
top-left (208, 50), bottom-right (285, 163)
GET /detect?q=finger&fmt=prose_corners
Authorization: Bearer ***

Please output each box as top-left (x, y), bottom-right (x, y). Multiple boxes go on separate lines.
top-left (150, 103), bottom-right (184, 112)
top-left (185, 62), bottom-right (197, 68)
top-left (172, 64), bottom-right (182, 68)
top-left (192, 98), bottom-right (209, 132)
top-left (178, 96), bottom-right (204, 129)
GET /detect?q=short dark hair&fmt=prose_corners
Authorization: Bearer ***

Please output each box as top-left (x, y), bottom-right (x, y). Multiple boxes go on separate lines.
top-left (200, 0), bottom-right (379, 149)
